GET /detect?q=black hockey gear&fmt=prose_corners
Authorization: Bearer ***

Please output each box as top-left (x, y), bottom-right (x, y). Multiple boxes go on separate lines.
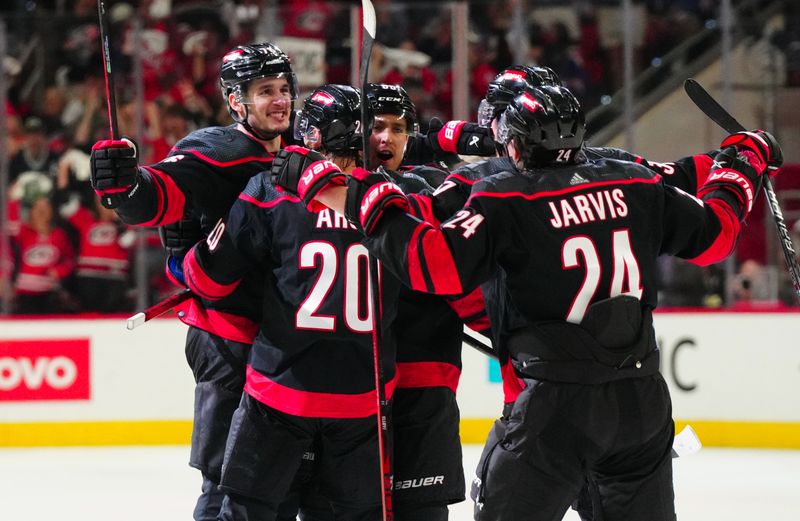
top-left (698, 147), bottom-right (762, 219)
top-left (345, 168), bottom-right (410, 234)
top-left (367, 83), bottom-right (419, 134)
top-left (294, 85), bottom-right (366, 153)
top-left (478, 66), bottom-right (561, 126)
top-left (426, 118), bottom-right (496, 158)
top-left (220, 43), bottom-right (298, 104)
top-left (270, 145), bottom-right (346, 209)
top-left (159, 218), bottom-right (203, 258)
top-left (720, 129), bottom-right (782, 176)
top-left (496, 85), bottom-right (585, 167)
top-left (90, 138), bottom-right (140, 209)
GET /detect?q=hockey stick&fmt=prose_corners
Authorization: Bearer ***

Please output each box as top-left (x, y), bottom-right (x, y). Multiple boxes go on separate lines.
top-left (126, 288), bottom-right (192, 330)
top-left (96, 0), bottom-right (119, 139)
top-left (684, 79), bottom-right (800, 300)
top-left (359, 2), bottom-right (393, 520)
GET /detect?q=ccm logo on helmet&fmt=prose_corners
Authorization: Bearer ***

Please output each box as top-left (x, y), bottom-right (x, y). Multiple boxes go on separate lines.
top-left (0, 339), bottom-right (90, 401)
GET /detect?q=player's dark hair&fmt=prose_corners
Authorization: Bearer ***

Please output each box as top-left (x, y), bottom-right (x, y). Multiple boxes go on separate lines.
top-left (366, 83), bottom-right (419, 134)
top-left (496, 85), bottom-right (585, 168)
top-left (294, 84), bottom-right (368, 162)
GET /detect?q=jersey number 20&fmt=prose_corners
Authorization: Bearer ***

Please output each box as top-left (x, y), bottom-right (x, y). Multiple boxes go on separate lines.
top-left (296, 242), bottom-right (375, 332)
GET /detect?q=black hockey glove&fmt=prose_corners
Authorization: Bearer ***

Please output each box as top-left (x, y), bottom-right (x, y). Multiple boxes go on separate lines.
top-left (426, 118), bottom-right (496, 158)
top-left (720, 129), bottom-right (782, 176)
top-left (270, 145), bottom-right (346, 210)
top-left (90, 137), bottom-right (140, 209)
top-left (698, 146), bottom-right (764, 220)
top-left (345, 167), bottom-right (410, 235)
top-left (159, 218), bottom-right (203, 258)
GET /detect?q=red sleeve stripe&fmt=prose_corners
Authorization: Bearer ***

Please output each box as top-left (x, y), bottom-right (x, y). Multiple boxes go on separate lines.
top-left (181, 148), bottom-right (274, 168)
top-left (693, 153), bottom-right (714, 188)
top-left (184, 247), bottom-right (241, 300)
top-left (467, 174), bottom-right (661, 204)
top-left (139, 166), bottom-right (185, 226)
top-left (446, 172), bottom-right (478, 187)
top-left (688, 199), bottom-right (741, 266)
top-left (238, 192), bottom-right (300, 208)
top-left (408, 193), bottom-right (438, 224)
top-left (407, 223), bottom-right (430, 292)
top-left (448, 287), bottom-right (486, 321)
top-left (420, 228), bottom-right (464, 294)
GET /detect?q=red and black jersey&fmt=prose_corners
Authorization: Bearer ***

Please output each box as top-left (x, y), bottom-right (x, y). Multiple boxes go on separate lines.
top-left (364, 157), bottom-right (747, 399)
top-left (113, 125), bottom-right (278, 342)
top-left (12, 225), bottom-right (75, 295)
top-left (387, 167), bottom-right (490, 393)
top-left (429, 147), bottom-right (714, 223)
top-left (182, 174), bottom-right (402, 419)
top-left (65, 206), bottom-right (132, 281)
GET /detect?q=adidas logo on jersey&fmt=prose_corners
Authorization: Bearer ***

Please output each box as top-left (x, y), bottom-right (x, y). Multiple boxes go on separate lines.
top-left (570, 172), bottom-right (589, 185)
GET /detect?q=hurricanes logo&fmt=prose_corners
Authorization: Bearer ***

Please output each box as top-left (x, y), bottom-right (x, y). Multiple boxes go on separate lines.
top-left (520, 92), bottom-right (541, 113)
top-left (311, 92), bottom-right (336, 105)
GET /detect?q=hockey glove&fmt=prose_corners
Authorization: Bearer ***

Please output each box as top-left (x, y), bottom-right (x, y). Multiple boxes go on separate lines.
top-left (344, 168), bottom-right (410, 235)
top-left (720, 129), bottom-right (782, 177)
top-left (159, 218), bottom-right (203, 258)
top-left (270, 145), bottom-right (346, 211)
top-left (90, 137), bottom-right (140, 209)
top-left (698, 146), bottom-right (763, 220)
top-left (426, 118), bottom-right (496, 158)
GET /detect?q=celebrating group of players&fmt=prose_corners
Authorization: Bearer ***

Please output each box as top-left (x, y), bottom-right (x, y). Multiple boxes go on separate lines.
top-left (89, 41), bottom-right (783, 521)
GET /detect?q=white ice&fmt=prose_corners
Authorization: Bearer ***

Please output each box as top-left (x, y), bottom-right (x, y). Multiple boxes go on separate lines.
top-left (1, 445), bottom-right (797, 520)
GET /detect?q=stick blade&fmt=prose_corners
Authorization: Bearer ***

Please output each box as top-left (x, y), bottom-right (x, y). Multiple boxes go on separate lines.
top-left (361, 0), bottom-right (376, 38)
top-left (126, 312), bottom-right (145, 330)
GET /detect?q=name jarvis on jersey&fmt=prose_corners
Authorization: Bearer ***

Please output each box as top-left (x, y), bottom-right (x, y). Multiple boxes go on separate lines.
top-left (548, 188), bottom-right (628, 229)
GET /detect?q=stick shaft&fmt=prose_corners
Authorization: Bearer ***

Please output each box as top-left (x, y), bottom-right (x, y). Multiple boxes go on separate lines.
top-left (359, 1), bottom-right (392, 519)
top-left (96, 0), bottom-right (119, 139)
top-left (683, 79), bottom-right (800, 300)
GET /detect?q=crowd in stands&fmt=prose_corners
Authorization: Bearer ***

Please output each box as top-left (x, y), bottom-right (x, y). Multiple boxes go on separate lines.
top-left (0, 0), bottom-right (795, 314)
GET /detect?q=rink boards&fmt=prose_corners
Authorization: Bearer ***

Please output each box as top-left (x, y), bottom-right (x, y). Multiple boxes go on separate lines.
top-left (1, 311), bottom-right (799, 448)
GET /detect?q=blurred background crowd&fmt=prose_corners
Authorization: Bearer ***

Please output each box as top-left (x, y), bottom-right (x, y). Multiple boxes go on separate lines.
top-left (1, 0), bottom-right (799, 316)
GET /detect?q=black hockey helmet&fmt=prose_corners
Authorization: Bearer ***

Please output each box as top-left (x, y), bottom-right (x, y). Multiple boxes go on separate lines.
top-left (294, 84), bottom-right (367, 154)
top-left (478, 66), bottom-right (561, 127)
top-left (219, 43), bottom-right (299, 110)
top-left (496, 85), bottom-right (585, 167)
top-left (366, 83), bottom-right (419, 134)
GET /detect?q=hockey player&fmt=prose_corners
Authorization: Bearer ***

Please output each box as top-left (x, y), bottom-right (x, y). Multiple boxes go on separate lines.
top-left (89, 43), bottom-right (329, 521)
top-left (290, 83), bottom-right (781, 521)
top-left (363, 83), bottom-right (489, 521)
top-left (181, 83), bottom-right (403, 520)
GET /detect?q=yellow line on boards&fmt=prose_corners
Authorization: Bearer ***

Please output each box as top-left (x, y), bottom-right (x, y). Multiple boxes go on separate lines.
top-left (1, 419), bottom-right (799, 449)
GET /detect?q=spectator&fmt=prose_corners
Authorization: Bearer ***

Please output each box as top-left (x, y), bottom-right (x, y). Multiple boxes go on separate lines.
top-left (61, 196), bottom-right (134, 313)
top-left (9, 117), bottom-right (60, 185)
top-left (11, 189), bottom-right (75, 315)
